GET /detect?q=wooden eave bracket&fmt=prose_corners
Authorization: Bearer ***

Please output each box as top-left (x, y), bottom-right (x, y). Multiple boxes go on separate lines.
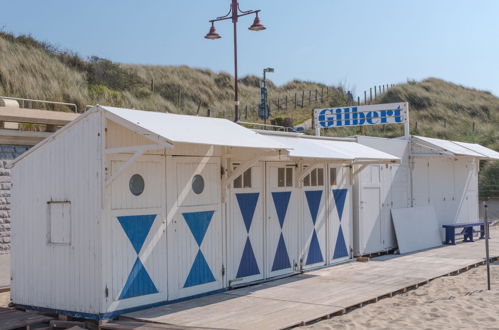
top-left (296, 160), bottom-right (324, 188)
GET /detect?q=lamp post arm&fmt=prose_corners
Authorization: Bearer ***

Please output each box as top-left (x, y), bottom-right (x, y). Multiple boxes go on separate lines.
top-left (210, 10), bottom-right (260, 23)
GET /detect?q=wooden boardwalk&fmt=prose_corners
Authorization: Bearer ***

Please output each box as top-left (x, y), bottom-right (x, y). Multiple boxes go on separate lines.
top-left (122, 237), bottom-right (499, 330)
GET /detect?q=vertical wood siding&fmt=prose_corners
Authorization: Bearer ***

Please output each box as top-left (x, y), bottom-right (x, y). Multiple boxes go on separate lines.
top-left (11, 112), bottom-right (103, 314)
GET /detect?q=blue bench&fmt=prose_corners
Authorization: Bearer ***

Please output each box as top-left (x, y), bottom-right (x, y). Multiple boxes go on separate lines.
top-left (442, 222), bottom-right (491, 245)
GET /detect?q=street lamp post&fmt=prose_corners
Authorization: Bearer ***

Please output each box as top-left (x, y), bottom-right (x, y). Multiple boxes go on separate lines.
top-left (262, 67), bottom-right (274, 127)
top-left (204, 0), bottom-right (266, 122)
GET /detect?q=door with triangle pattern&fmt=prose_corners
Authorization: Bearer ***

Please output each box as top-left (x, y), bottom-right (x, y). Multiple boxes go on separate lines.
top-left (227, 164), bottom-right (264, 286)
top-left (265, 162), bottom-right (299, 278)
top-left (300, 165), bottom-right (327, 270)
top-left (328, 165), bottom-right (352, 264)
top-left (109, 154), bottom-right (167, 309)
top-left (167, 157), bottom-right (223, 300)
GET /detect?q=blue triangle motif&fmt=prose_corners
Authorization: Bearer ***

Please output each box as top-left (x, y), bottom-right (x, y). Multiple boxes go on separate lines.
top-left (272, 233), bottom-right (291, 271)
top-left (184, 250), bottom-right (216, 288)
top-left (119, 258), bottom-right (158, 299)
top-left (236, 193), bottom-right (259, 233)
top-left (117, 215), bottom-right (157, 254)
top-left (333, 189), bottom-right (348, 221)
top-left (333, 226), bottom-right (349, 259)
top-left (183, 211), bottom-right (215, 247)
top-left (236, 237), bottom-right (260, 278)
top-left (271, 191), bottom-right (291, 228)
top-left (306, 230), bottom-right (324, 265)
top-left (305, 190), bottom-right (322, 225)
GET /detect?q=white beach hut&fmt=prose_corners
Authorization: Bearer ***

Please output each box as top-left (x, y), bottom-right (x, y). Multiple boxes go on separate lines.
top-left (353, 135), bottom-right (499, 256)
top-left (10, 106), bottom-right (399, 320)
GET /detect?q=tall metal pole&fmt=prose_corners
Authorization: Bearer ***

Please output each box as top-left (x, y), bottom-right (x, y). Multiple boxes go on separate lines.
top-left (232, 0), bottom-right (239, 122)
top-left (484, 202), bottom-right (491, 290)
top-left (263, 69), bottom-right (267, 127)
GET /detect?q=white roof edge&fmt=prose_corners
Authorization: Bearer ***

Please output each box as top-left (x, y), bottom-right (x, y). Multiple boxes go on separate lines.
top-left (255, 130), bottom-right (357, 142)
top-left (11, 106), bottom-right (98, 167)
top-left (412, 136), bottom-right (485, 158)
top-left (102, 107), bottom-right (175, 146)
top-left (101, 106), bottom-right (290, 150)
top-left (452, 141), bottom-right (499, 160)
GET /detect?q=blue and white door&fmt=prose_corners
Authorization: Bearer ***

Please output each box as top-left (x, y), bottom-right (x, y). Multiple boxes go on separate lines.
top-left (109, 154), bottom-right (167, 310)
top-left (328, 165), bottom-right (352, 263)
top-left (265, 162), bottom-right (298, 278)
top-left (167, 157), bottom-right (223, 300)
top-left (300, 165), bottom-right (327, 270)
top-left (227, 163), bottom-right (264, 286)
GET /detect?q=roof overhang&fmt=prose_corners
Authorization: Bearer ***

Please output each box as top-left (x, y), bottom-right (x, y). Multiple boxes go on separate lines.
top-left (412, 136), bottom-right (498, 160)
top-left (101, 106), bottom-right (289, 152)
top-left (258, 131), bottom-right (400, 164)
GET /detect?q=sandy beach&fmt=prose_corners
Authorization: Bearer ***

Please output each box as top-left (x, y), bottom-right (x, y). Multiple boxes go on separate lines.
top-left (0, 291), bottom-right (9, 308)
top-left (303, 262), bottom-right (499, 330)
top-left (0, 264), bottom-right (497, 329)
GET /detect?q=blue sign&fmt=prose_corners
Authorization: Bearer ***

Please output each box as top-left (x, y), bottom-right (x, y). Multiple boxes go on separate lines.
top-left (258, 103), bottom-right (269, 120)
top-left (259, 86), bottom-right (269, 120)
top-left (315, 103), bottom-right (407, 129)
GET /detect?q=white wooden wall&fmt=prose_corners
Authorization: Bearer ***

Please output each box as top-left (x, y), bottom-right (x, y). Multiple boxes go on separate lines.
top-left (353, 137), bottom-right (411, 256)
top-left (11, 112), bottom-right (103, 314)
top-left (412, 157), bottom-right (479, 228)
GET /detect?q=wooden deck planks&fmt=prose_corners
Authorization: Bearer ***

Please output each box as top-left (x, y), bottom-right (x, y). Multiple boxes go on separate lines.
top-left (0, 307), bottom-right (53, 330)
top-left (123, 237), bottom-right (499, 330)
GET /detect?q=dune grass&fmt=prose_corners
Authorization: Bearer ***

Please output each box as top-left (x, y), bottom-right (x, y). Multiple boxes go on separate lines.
top-left (1, 31), bottom-right (498, 196)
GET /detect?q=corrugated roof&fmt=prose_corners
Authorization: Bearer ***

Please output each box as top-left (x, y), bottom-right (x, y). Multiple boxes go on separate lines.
top-left (453, 141), bottom-right (499, 160)
top-left (310, 139), bottom-right (400, 162)
top-left (263, 134), bottom-right (354, 160)
top-left (413, 136), bottom-right (484, 157)
top-left (261, 133), bottom-right (399, 162)
top-left (102, 106), bottom-right (288, 150)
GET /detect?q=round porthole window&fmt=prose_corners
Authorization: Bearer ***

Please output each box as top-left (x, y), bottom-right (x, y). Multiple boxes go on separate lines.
top-left (192, 175), bottom-right (205, 195)
top-left (129, 174), bottom-right (145, 196)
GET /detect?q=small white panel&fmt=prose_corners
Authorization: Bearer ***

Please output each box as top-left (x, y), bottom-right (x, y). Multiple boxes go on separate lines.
top-left (176, 162), bottom-right (219, 207)
top-left (391, 206), bottom-right (442, 254)
top-left (48, 202), bottom-right (71, 245)
top-left (111, 158), bottom-right (163, 210)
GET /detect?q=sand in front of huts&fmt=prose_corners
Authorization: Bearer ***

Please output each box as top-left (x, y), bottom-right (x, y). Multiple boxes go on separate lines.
top-left (302, 262), bottom-right (499, 330)
top-left (0, 291), bottom-right (9, 307)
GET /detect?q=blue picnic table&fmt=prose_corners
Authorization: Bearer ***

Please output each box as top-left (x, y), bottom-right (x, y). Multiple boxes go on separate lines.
top-left (442, 222), bottom-right (492, 245)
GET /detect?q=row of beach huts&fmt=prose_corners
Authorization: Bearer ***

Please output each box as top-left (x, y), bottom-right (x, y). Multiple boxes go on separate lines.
top-left (9, 105), bottom-right (499, 320)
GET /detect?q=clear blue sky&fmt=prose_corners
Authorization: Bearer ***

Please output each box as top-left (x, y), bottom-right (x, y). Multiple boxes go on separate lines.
top-left (2, 0), bottom-right (499, 96)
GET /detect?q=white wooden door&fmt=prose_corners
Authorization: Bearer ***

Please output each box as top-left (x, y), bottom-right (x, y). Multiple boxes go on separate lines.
top-left (328, 165), bottom-right (352, 262)
top-left (380, 165), bottom-right (395, 250)
top-left (300, 165), bottom-right (327, 270)
top-left (412, 158), bottom-right (430, 207)
top-left (359, 165), bottom-right (382, 255)
top-left (109, 154), bottom-right (167, 308)
top-left (265, 162), bottom-right (298, 278)
top-left (455, 159), bottom-right (479, 223)
top-left (167, 157), bottom-right (223, 300)
top-left (227, 164), bottom-right (265, 286)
